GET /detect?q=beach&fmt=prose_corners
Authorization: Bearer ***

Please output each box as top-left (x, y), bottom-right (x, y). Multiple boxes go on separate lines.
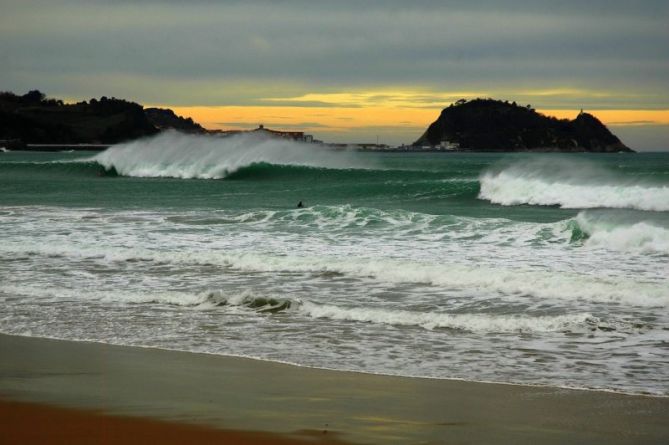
top-left (0, 399), bottom-right (347, 445)
top-left (1, 334), bottom-right (668, 444)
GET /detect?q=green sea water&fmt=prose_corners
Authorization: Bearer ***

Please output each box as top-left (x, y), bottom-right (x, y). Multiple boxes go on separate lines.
top-left (1, 132), bottom-right (668, 395)
top-left (4, 147), bottom-right (667, 216)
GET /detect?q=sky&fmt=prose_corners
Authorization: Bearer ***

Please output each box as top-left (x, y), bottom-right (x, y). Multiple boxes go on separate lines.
top-left (1, 0), bottom-right (668, 150)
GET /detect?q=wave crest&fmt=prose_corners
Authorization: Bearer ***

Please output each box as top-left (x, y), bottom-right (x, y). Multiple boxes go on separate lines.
top-left (136, 290), bottom-right (652, 334)
top-left (298, 301), bottom-right (600, 333)
top-left (135, 288), bottom-right (606, 333)
top-left (4, 283), bottom-right (613, 334)
top-left (479, 159), bottom-right (669, 211)
top-left (571, 211), bottom-right (669, 255)
top-left (93, 131), bottom-right (372, 179)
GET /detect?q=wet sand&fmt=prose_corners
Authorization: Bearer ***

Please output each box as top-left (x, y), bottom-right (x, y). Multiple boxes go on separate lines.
top-left (1, 334), bottom-right (667, 444)
top-left (0, 399), bottom-right (349, 444)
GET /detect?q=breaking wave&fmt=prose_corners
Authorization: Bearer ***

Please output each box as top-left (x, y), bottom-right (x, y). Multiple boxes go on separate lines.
top-left (93, 131), bottom-right (373, 179)
top-left (113, 289), bottom-right (654, 334)
top-left (1, 284), bottom-right (609, 334)
top-left (0, 286), bottom-right (616, 333)
top-left (296, 301), bottom-right (601, 333)
top-left (479, 158), bottom-right (669, 211)
top-left (570, 211), bottom-right (669, 255)
top-left (166, 204), bottom-right (462, 232)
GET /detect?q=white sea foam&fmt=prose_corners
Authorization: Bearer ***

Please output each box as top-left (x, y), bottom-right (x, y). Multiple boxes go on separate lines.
top-left (479, 159), bottom-right (669, 211)
top-left (0, 283), bottom-right (203, 306)
top-left (2, 203), bottom-right (668, 395)
top-left (2, 240), bottom-right (666, 307)
top-left (297, 301), bottom-right (597, 333)
top-left (270, 206), bottom-right (669, 256)
top-left (0, 283), bottom-right (598, 334)
top-left (175, 204), bottom-right (452, 232)
top-left (575, 212), bottom-right (669, 255)
top-left (93, 131), bottom-right (370, 179)
top-left (198, 252), bottom-right (667, 306)
top-left (208, 291), bottom-right (604, 334)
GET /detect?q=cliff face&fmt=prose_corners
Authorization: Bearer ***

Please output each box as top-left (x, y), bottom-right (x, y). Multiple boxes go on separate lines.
top-left (0, 91), bottom-right (204, 145)
top-left (414, 99), bottom-right (632, 152)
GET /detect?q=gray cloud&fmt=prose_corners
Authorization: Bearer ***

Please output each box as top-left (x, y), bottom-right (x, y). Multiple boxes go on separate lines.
top-left (1, 0), bottom-right (667, 110)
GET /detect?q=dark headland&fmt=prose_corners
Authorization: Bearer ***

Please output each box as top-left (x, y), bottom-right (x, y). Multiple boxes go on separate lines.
top-left (0, 90), bottom-right (205, 151)
top-left (414, 98), bottom-right (632, 152)
top-left (1, 91), bottom-right (631, 152)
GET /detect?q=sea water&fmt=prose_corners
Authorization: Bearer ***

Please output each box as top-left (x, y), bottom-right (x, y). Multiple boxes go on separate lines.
top-left (1, 131), bottom-right (667, 395)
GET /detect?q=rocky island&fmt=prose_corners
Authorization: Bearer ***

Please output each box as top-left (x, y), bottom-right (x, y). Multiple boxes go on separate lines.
top-left (414, 98), bottom-right (632, 152)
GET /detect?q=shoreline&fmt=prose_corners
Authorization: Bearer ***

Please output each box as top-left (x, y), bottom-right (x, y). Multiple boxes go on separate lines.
top-left (8, 332), bottom-right (665, 399)
top-left (1, 333), bottom-right (668, 444)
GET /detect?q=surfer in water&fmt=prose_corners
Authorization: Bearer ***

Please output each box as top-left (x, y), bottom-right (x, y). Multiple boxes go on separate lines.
top-left (297, 201), bottom-right (304, 208)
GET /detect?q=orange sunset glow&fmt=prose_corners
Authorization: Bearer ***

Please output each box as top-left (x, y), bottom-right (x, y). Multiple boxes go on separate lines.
top-left (168, 104), bottom-right (669, 144)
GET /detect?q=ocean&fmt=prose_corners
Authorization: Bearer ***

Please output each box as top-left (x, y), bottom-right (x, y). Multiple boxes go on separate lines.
top-left (1, 131), bottom-right (668, 395)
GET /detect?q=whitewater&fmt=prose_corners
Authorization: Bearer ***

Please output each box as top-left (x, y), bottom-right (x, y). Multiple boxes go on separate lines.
top-left (1, 133), bottom-right (668, 395)
top-left (479, 158), bottom-right (669, 211)
top-left (94, 131), bottom-right (374, 179)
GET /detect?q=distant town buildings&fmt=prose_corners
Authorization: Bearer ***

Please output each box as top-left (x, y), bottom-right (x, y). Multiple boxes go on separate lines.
top-left (214, 124), bottom-right (315, 143)
top-left (254, 124), bottom-right (314, 143)
top-left (210, 124), bottom-right (455, 151)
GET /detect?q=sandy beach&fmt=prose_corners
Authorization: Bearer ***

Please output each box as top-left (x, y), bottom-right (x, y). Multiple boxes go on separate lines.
top-left (1, 334), bottom-right (667, 444)
top-left (0, 399), bottom-right (348, 445)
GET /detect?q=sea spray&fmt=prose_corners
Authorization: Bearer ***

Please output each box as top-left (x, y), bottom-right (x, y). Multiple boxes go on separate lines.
top-left (479, 158), bottom-right (669, 211)
top-left (93, 130), bottom-right (373, 179)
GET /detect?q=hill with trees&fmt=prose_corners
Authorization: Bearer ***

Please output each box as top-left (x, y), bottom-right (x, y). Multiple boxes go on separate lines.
top-left (0, 90), bottom-right (205, 147)
top-left (413, 98), bottom-right (632, 152)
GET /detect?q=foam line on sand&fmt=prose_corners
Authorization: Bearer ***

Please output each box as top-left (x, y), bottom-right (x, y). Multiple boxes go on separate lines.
top-left (1, 334), bottom-right (667, 444)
